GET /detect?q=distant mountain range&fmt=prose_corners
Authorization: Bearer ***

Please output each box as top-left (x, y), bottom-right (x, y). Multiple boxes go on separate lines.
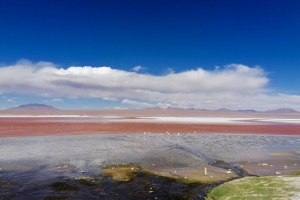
top-left (264, 108), bottom-right (299, 113)
top-left (9, 103), bottom-right (58, 110)
top-left (146, 106), bottom-right (299, 113)
top-left (5, 103), bottom-right (299, 113)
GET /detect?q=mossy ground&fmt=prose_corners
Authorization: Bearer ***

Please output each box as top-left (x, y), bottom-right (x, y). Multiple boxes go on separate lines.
top-left (206, 176), bottom-right (298, 200)
top-left (291, 170), bottom-right (300, 175)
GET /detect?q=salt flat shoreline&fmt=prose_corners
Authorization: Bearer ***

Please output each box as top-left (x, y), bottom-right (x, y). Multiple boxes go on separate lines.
top-left (0, 110), bottom-right (299, 138)
top-left (1, 111), bottom-right (300, 198)
top-left (1, 119), bottom-right (300, 138)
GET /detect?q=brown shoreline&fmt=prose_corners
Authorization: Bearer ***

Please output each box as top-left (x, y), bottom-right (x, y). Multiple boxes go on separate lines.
top-left (1, 118), bottom-right (300, 138)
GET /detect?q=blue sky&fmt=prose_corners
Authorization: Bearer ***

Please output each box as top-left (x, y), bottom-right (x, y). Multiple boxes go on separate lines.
top-left (0, 0), bottom-right (300, 110)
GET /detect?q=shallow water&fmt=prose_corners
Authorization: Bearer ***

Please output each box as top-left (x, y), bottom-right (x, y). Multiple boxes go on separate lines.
top-left (1, 133), bottom-right (300, 199)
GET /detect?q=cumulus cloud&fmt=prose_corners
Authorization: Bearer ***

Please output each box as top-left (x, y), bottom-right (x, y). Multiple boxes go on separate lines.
top-left (7, 99), bottom-right (15, 103)
top-left (0, 59), bottom-right (300, 110)
top-left (52, 98), bottom-right (64, 102)
top-left (131, 65), bottom-right (143, 72)
top-left (102, 97), bottom-right (118, 101)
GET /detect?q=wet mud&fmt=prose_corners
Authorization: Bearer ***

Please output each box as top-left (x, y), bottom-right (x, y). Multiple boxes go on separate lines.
top-left (0, 161), bottom-right (247, 200)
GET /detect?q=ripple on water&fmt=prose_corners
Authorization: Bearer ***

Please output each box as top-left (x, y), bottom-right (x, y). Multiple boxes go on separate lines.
top-left (1, 133), bottom-right (300, 199)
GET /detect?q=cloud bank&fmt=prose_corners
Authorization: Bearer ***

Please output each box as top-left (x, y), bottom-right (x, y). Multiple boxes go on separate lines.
top-left (0, 59), bottom-right (299, 110)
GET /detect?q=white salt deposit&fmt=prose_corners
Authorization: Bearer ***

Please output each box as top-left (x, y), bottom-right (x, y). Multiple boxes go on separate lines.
top-left (258, 118), bottom-right (300, 124)
top-left (0, 115), bottom-right (90, 118)
top-left (148, 117), bottom-right (253, 124)
top-left (143, 117), bottom-right (300, 124)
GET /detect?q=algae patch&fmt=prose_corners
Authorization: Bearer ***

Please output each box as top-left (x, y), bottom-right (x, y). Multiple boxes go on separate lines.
top-left (101, 163), bottom-right (142, 181)
top-left (101, 162), bottom-right (237, 185)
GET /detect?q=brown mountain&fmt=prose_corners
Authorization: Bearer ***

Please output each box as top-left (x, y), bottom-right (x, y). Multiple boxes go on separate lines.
top-left (9, 103), bottom-right (58, 110)
top-left (264, 108), bottom-right (299, 113)
top-left (214, 108), bottom-right (235, 112)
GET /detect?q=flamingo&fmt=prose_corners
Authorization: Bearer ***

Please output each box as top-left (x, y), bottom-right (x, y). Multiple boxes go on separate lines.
top-left (166, 131), bottom-right (170, 140)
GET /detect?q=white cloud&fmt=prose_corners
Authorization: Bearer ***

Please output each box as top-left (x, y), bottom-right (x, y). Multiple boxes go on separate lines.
top-left (113, 106), bottom-right (128, 110)
top-left (0, 59), bottom-right (300, 110)
top-left (156, 102), bottom-right (173, 109)
top-left (7, 99), bottom-right (15, 103)
top-left (52, 98), bottom-right (64, 102)
top-left (122, 99), bottom-right (155, 108)
top-left (131, 65), bottom-right (143, 72)
top-left (165, 67), bottom-right (175, 74)
top-left (102, 97), bottom-right (118, 101)
top-left (122, 99), bottom-right (173, 109)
